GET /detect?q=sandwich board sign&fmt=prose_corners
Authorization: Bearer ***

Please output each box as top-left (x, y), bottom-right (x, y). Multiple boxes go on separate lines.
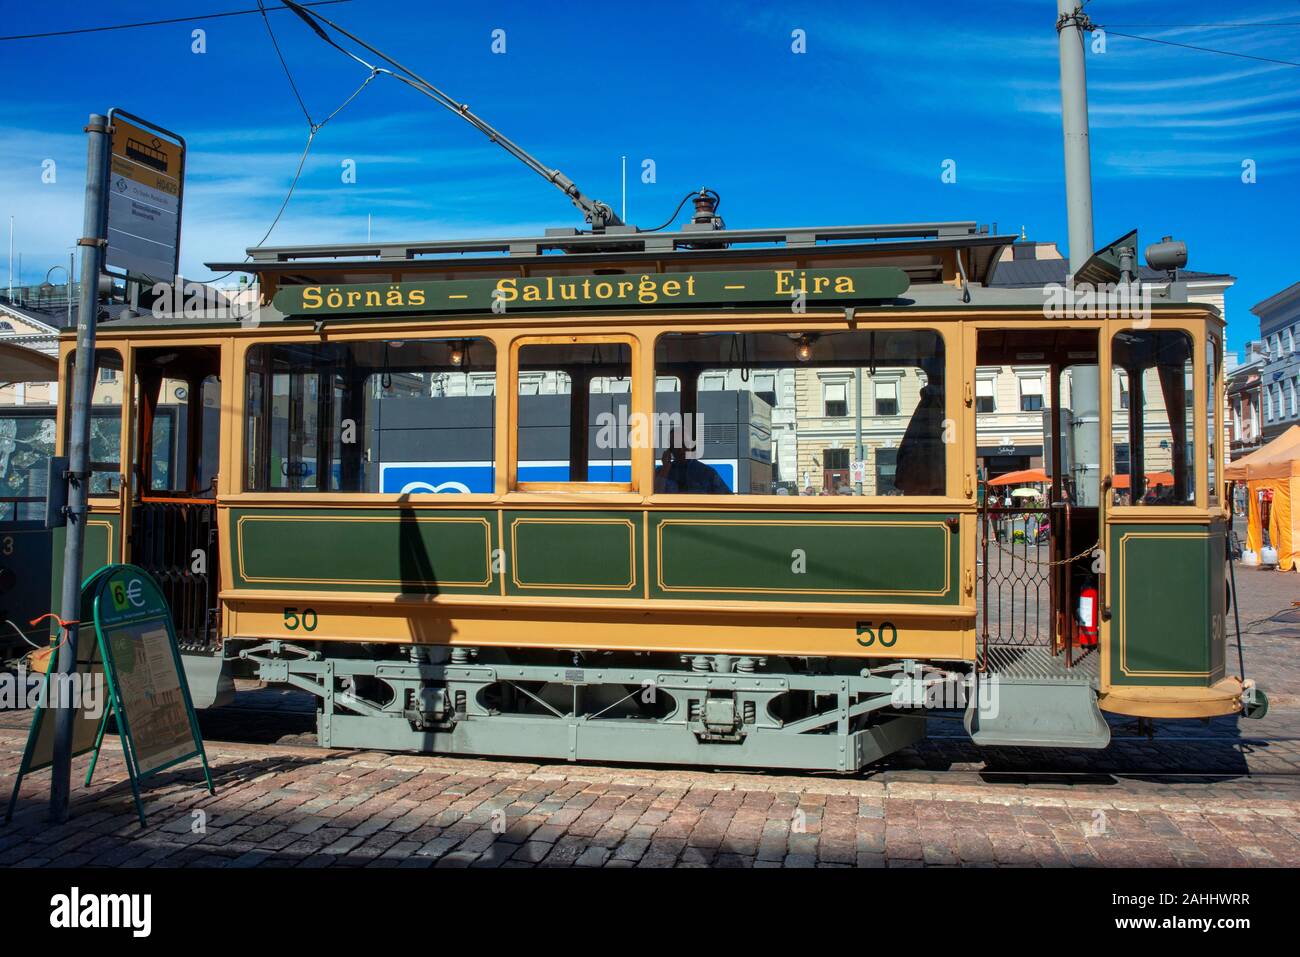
top-left (4, 564), bottom-right (213, 826)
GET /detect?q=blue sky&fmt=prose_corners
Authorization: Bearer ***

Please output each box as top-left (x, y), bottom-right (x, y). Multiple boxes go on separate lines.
top-left (2, 0), bottom-right (1297, 352)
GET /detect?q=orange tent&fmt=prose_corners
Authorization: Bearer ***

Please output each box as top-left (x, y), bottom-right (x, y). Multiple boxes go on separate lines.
top-left (1112, 472), bottom-right (1174, 490)
top-left (1226, 425), bottom-right (1300, 572)
top-left (987, 468), bottom-right (1048, 487)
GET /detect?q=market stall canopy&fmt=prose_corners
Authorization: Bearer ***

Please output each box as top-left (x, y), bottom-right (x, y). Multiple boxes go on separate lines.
top-left (988, 468), bottom-right (1048, 487)
top-left (1225, 426), bottom-right (1300, 482)
top-left (0, 342), bottom-right (57, 383)
top-left (1112, 472), bottom-right (1173, 489)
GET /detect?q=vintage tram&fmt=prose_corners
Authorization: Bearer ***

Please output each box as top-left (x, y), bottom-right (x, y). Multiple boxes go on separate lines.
top-left (43, 215), bottom-right (1258, 771)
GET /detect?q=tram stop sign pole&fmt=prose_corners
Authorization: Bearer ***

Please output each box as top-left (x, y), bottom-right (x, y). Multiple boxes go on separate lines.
top-left (50, 114), bottom-right (109, 824)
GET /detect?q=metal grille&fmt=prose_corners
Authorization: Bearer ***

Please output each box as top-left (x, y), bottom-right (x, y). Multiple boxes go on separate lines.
top-left (130, 500), bottom-right (219, 650)
top-left (977, 505), bottom-right (1056, 650)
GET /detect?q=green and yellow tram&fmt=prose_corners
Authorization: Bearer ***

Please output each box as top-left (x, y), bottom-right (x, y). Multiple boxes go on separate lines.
top-left (48, 217), bottom-right (1255, 771)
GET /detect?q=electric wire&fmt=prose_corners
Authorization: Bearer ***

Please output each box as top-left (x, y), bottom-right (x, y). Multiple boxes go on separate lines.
top-left (1098, 26), bottom-right (1300, 67)
top-left (197, 1), bottom-right (377, 285)
top-left (0, 0), bottom-right (350, 42)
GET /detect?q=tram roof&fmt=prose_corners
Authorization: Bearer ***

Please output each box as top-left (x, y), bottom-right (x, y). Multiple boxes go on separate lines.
top-left (85, 219), bottom-right (1223, 332)
top-left (206, 221), bottom-right (1015, 285)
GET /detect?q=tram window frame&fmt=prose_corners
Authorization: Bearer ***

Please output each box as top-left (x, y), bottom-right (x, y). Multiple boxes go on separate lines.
top-left (65, 348), bottom-right (125, 498)
top-left (510, 334), bottom-right (637, 493)
top-left (1207, 333), bottom-right (1220, 505)
top-left (1109, 328), bottom-right (1198, 509)
top-left (651, 328), bottom-right (950, 500)
top-left (242, 337), bottom-right (498, 496)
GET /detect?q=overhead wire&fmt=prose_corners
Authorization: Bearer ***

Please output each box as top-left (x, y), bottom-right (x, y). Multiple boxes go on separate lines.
top-left (0, 0), bottom-right (351, 42)
top-left (198, 0), bottom-right (378, 284)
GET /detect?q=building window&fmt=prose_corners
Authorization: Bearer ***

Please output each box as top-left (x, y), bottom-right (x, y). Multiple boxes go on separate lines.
top-left (1019, 376), bottom-right (1044, 412)
top-left (1288, 379), bottom-right (1296, 418)
top-left (874, 380), bottom-right (899, 416)
top-left (1265, 388), bottom-right (1273, 421)
top-left (823, 382), bottom-right (847, 417)
top-left (975, 377), bottom-right (995, 413)
top-left (874, 447), bottom-right (899, 495)
top-left (1118, 371), bottom-right (1130, 410)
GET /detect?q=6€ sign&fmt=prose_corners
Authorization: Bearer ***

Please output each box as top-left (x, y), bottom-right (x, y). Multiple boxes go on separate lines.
top-left (109, 577), bottom-right (146, 613)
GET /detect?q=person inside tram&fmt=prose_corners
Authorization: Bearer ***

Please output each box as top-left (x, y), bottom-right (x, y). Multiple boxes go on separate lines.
top-left (894, 355), bottom-right (946, 495)
top-left (654, 432), bottom-right (730, 494)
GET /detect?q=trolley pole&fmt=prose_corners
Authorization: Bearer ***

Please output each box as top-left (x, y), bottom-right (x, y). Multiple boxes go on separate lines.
top-left (49, 113), bottom-right (109, 824)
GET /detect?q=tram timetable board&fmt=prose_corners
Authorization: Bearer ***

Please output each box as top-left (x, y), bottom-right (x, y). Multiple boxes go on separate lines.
top-left (105, 111), bottom-right (185, 283)
top-left (272, 266), bottom-right (912, 316)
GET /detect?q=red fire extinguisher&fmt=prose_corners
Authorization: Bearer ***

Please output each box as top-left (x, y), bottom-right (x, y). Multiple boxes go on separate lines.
top-left (1077, 584), bottom-right (1099, 647)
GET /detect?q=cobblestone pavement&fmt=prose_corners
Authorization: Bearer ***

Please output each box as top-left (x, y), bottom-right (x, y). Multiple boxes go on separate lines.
top-left (0, 549), bottom-right (1295, 868)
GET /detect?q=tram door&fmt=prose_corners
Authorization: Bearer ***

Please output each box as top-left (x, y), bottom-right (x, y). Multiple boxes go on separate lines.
top-left (129, 345), bottom-right (223, 651)
top-left (973, 329), bottom-right (1101, 664)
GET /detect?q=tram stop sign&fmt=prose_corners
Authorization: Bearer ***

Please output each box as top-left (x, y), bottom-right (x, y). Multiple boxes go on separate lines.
top-left (4, 564), bottom-right (212, 827)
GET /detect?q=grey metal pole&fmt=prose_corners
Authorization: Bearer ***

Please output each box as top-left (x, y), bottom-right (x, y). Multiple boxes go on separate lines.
top-left (1056, 3), bottom-right (1102, 506)
top-left (854, 369), bottom-right (864, 494)
top-left (1056, 0), bottom-right (1094, 274)
top-left (50, 113), bottom-right (109, 824)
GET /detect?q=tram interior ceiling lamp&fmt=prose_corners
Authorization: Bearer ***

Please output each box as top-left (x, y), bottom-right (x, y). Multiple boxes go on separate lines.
top-left (794, 334), bottom-right (816, 362)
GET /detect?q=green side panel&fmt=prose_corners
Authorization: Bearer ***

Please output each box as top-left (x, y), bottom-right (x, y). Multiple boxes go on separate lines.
top-left (650, 511), bottom-right (959, 604)
top-left (505, 510), bottom-right (641, 597)
top-left (229, 508), bottom-right (498, 594)
top-left (49, 515), bottom-right (119, 633)
top-left (1109, 523), bottom-right (1222, 687)
top-left (1208, 518), bottom-right (1227, 681)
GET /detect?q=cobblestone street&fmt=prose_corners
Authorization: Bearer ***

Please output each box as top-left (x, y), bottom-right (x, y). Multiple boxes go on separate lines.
top-left (2, 556), bottom-right (1296, 869)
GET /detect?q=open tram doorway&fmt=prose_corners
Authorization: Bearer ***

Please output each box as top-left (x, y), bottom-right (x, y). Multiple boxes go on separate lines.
top-left (130, 345), bottom-right (222, 651)
top-left (973, 329), bottom-right (1102, 672)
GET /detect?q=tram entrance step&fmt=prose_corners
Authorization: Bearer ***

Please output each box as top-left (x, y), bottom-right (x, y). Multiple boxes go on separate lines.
top-left (964, 646), bottom-right (1110, 749)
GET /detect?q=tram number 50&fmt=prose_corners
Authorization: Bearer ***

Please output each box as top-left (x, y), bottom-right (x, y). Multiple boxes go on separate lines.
top-left (855, 620), bottom-right (898, 648)
top-left (283, 607), bottom-right (318, 632)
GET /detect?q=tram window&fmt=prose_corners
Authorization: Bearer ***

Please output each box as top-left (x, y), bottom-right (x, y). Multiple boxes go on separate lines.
top-left (0, 408), bottom-right (56, 521)
top-left (653, 330), bottom-right (946, 496)
top-left (140, 377), bottom-right (221, 494)
top-left (244, 339), bottom-right (496, 493)
top-left (515, 341), bottom-right (632, 487)
top-left (66, 349), bottom-right (124, 496)
top-left (133, 343), bottom-right (223, 496)
top-left (1110, 330), bottom-right (1195, 506)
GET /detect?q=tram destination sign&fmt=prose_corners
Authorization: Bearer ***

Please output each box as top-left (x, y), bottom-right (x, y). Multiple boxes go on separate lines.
top-left (272, 266), bottom-right (911, 316)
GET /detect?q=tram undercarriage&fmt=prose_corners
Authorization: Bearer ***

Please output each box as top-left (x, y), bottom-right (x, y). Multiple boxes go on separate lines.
top-left (230, 642), bottom-right (953, 772)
